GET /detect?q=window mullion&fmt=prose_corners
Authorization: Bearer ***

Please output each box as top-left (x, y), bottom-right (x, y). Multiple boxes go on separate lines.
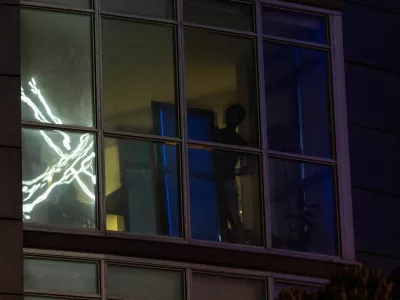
top-left (94, 0), bottom-right (106, 232)
top-left (255, 0), bottom-right (272, 249)
top-left (176, 0), bottom-right (191, 241)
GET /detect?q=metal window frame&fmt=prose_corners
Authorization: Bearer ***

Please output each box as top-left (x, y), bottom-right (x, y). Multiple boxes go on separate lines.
top-left (20, 0), bottom-right (355, 264)
top-left (23, 248), bottom-right (330, 300)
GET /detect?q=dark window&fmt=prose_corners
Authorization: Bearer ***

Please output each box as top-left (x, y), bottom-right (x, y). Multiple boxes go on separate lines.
top-left (269, 158), bottom-right (337, 255)
top-left (264, 42), bottom-right (332, 158)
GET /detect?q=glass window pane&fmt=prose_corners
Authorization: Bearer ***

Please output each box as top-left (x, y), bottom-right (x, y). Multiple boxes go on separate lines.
top-left (21, 9), bottom-right (93, 127)
top-left (101, 0), bottom-right (174, 20)
top-left (107, 264), bottom-right (183, 300)
top-left (183, 0), bottom-right (254, 32)
top-left (262, 6), bottom-right (327, 44)
top-left (189, 147), bottom-right (263, 246)
top-left (22, 128), bottom-right (97, 228)
top-left (185, 29), bottom-right (259, 148)
top-left (102, 18), bottom-right (177, 137)
top-left (264, 42), bottom-right (332, 158)
top-left (274, 281), bottom-right (320, 299)
top-left (192, 272), bottom-right (265, 300)
top-left (269, 158), bottom-right (337, 255)
top-left (23, 0), bottom-right (91, 8)
top-left (105, 138), bottom-right (181, 237)
top-left (24, 258), bottom-right (98, 294)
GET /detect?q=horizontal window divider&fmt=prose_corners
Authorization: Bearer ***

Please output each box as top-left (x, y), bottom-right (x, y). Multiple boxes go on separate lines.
top-left (24, 248), bottom-right (106, 260)
top-left (182, 22), bottom-right (257, 38)
top-left (100, 11), bottom-right (178, 26)
top-left (24, 224), bottom-right (105, 236)
top-left (270, 273), bottom-right (329, 285)
top-left (268, 150), bottom-right (337, 165)
top-left (188, 139), bottom-right (262, 153)
top-left (106, 256), bottom-right (188, 270)
top-left (265, 248), bottom-right (351, 264)
top-left (21, 121), bottom-right (98, 133)
top-left (105, 231), bottom-right (189, 244)
top-left (103, 130), bottom-right (182, 144)
top-left (20, 1), bottom-right (94, 14)
top-left (190, 239), bottom-right (266, 253)
top-left (260, 0), bottom-right (341, 16)
top-left (24, 290), bottom-right (102, 299)
top-left (263, 34), bottom-right (330, 50)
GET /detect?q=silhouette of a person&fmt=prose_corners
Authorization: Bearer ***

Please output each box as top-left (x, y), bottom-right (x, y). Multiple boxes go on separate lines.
top-left (213, 104), bottom-right (248, 243)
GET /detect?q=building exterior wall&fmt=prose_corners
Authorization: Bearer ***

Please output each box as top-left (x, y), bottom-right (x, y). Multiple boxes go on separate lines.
top-left (0, 0), bottom-right (22, 300)
top-left (343, 0), bottom-right (400, 276)
top-left (0, 0), bottom-right (366, 299)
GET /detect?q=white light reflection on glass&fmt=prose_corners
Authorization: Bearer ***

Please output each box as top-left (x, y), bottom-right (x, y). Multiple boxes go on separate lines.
top-left (21, 78), bottom-right (96, 220)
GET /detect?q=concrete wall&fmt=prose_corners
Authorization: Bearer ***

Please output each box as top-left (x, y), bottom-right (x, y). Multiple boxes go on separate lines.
top-left (0, 0), bottom-right (22, 299)
top-left (343, 0), bottom-right (400, 275)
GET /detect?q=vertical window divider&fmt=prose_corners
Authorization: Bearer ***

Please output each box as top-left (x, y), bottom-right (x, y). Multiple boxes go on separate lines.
top-left (329, 14), bottom-right (355, 262)
top-left (176, 0), bottom-right (191, 240)
top-left (100, 259), bottom-right (107, 300)
top-left (267, 276), bottom-right (275, 300)
top-left (94, 0), bottom-right (106, 233)
top-left (255, 0), bottom-right (273, 249)
top-left (185, 267), bottom-right (192, 300)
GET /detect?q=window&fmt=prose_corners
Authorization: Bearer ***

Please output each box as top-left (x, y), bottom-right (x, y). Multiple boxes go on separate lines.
top-left (192, 272), bottom-right (266, 300)
top-left (21, 0), bottom-right (350, 258)
top-left (24, 253), bottom-right (330, 300)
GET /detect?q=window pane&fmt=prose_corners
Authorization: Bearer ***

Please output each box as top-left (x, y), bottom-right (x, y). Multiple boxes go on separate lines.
top-left (101, 0), bottom-right (174, 20)
top-left (264, 42), bottom-right (332, 158)
top-left (192, 272), bottom-right (265, 300)
top-left (262, 6), bottom-right (327, 44)
top-left (269, 158), bottom-right (337, 255)
top-left (102, 18), bottom-right (177, 137)
top-left (183, 0), bottom-right (254, 32)
top-left (23, 0), bottom-right (91, 8)
top-left (24, 258), bottom-right (98, 294)
top-left (105, 138), bottom-right (181, 237)
top-left (274, 281), bottom-right (320, 299)
top-left (185, 29), bottom-right (259, 148)
top-left (107, 264), bottom-right (183, 300)
top-left (189, 147), bottom-right (263, 246)
top-left (22, 128), bottom-right (97, 228)
top-left (21, 9), bottom-right (93, 127)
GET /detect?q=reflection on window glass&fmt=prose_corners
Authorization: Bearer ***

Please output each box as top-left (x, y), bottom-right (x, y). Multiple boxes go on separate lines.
top-left (269, 158), bottom-right (337, 255)
top-left (21, 9), bottom-right (93, 127)
top-left (101, 0), bottom-right (175, 20)
top-left (189, 147), bottom-right (262, 246)
top-left (105, 138), bottom-right (181, 237)
top-left (183, 0), bottom-right (254, 32)
top-left (262, 6), bottom-right (327, 44)
top-left (264, 42), bottom-right (332, 158)
top-left (107, 264), bottom-right (183, 300)
top-left (192, 272), bottom-right (265, 300)
top-left (102, 18), bottom-right (177, 137)
top-left (274, 280), bottom-right (320, 299)
top-left (23, 0), bottom-right (91, 8)
top-left (24, 258), bottom-right (98, 294)
top-left (185, 29), bottom-right (259, 148)
top-left (22, 128), bottom-right (97, 228)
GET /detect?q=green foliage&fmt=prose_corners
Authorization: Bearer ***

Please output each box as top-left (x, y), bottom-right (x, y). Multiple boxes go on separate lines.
top-left (277, 265), bottom-right (393, 300)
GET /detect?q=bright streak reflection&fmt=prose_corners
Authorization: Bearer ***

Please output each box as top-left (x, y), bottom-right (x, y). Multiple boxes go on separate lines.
top-left (22, 78), bottom-right (96, 221)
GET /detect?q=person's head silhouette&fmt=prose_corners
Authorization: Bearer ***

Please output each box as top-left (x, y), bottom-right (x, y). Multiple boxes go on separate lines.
top-left (225, 104), bottom-right (246, 130)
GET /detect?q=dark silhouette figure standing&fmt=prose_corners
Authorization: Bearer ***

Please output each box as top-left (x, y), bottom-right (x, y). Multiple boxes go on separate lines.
top-left (213, 104), bottom-right (248, 243)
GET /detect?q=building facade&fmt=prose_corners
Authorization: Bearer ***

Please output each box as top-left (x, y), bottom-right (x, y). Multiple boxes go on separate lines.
top-left (3, 0), bottom-right (397, 299)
